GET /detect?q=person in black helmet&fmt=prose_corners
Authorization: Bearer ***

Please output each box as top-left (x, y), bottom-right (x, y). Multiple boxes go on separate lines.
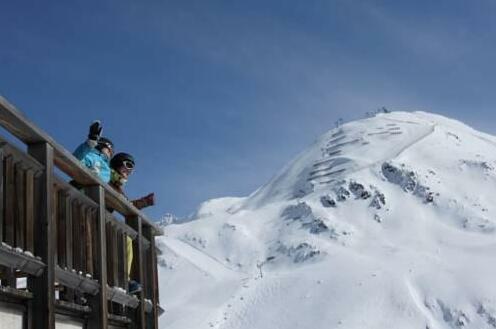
top-left (109, 153), bottom-right (154, 209)
top-left (73, 121), bottom-right (114, 183)
top-left (109, 152), bottom-right (155, 293)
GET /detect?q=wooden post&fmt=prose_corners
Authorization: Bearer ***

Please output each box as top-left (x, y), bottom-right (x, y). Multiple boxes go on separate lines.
top-left (106, 222), bottom-right (113, 287)
top-left (56, 191), bottom-right (67, 268)
top-left (144, 225), bottom-right (159, 329)
top-left (72, 201), bottom-right (81, 272)
top-left (52, 187), bottom-right (58, 269)
top-left (126, 215), bottom-right (146, 329)
top-left (25, 169), bottom-right (35, 254)
top-left (85, 185), bottom-right (108, 329)
top-left (4, 156), bottom-right (15, 244)
top-left (14, 163), bottom-right (25, 249)
top-left (80, 205), bottom-right (87, 274)
top-left (0, 148), bottom-right (4, 242)
top-left (27, 142), bottom-right (55, 329)
top-left (4, 155), bottom-right (16, 287)
top-left (112, 226), bottom-right (118, 288)
top-left (122, 233), bottom-right (129, 291)
top-left (64, 194), bottom-right (74, 302)
top-left (85, 207), bottom-right (94, 276)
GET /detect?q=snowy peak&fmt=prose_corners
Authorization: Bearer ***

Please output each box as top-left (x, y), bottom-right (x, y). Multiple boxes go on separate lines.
top-left (243, 111), bottom-right (484, 210)
top-left (158, 111), bottom-right (496, 329)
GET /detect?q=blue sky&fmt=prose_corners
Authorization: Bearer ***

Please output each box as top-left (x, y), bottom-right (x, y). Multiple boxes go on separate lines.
top-left (1, 0), bottom-right (496, 220)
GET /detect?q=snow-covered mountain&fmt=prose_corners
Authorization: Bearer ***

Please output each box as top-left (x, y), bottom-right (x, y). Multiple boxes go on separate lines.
top-left (157, 111), bottom-right (496, 329)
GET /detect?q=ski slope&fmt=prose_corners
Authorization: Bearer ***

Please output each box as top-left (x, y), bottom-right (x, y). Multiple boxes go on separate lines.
top-left (157, 111), bottom-right (496, 329)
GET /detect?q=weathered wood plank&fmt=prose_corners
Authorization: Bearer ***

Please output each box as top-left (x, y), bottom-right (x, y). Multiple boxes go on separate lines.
top-left (0, 148), bottom-right (4, 242)
top-left (85, 185), bottom-right (108, 329)
top-left (117, 230), bottom-right (125, 289)
top-left (106, 212), bottom-right (138, 240)
top-left (0, 136), bottom-right (43, 173)
top-left (107, 286), bottom-right (139, 308)
top-left (52, 186), bottom-right (58, 266)
top-left (0, 242), bottom-right (45, 276)
top-left (4, 156), bottom-right (15, 247)
top-left (56, 191), bottom-right (67, 268)
top-left (55, 299), bottom-right (92, 315)
top-left (125, 216), bottom-right (146, 329)
top-left (85, 207), bottom-right (94, 276)
top-left (27, 142), bottom-right (55, 329)
top-left (25, 169), bottom-right (35, 254)
top-left (106, 221), bottom-right (114, 287)
top-left (112, 226), bottom-right (118, 288)
top-left (152, 239), bottom-right (160, 329)
top-left (90, 209), bottom-right (98, 279)
top-left (80, 205), bottom-right (87, 274)
top-left (122, 233), bottom-right (129, 291)
top-left (14, 163), bottom-right (26, 249)
top-left (55, 266), bottom-right (99, 295)
top-left (4, 156), bottom-right (16, 287)
top-left (144, 225), bottom-right (160, 329)
top-left (72, 201), bottom-right (81, 272)
top-left (64, 194), bottom-right (74, 302)
top-left (53, 176), bottom-right (98, 209)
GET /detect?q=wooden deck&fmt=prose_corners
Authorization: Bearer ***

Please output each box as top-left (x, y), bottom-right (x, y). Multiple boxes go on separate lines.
top-left (0, 96), bottom-right (163, 329)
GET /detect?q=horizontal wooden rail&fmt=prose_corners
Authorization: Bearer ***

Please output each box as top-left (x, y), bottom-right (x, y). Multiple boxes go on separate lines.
top-left (0, 96), bottom-right (162, 236)
top-left (0, 136), bottom-right (44, 174)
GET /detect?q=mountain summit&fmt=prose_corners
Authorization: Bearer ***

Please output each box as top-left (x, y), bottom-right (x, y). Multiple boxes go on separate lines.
top-left (158, 111), bottom-right (496, 329)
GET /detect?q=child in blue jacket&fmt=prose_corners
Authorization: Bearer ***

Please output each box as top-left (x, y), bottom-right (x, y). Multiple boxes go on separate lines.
top-left (73, 121), bottom-right (114, 183)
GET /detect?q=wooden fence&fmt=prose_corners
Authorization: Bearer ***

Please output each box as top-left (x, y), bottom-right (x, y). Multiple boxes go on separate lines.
top-left (0, 95), bottom-right (163, 329)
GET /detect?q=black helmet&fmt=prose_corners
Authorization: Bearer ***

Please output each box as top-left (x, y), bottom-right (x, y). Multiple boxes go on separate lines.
top-left (96, 137), bottom-right (114, 152)
top-left (110, 152), bottom-right (135, 170)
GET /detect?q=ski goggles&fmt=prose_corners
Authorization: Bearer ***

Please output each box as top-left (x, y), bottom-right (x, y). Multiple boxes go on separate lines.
top-left (122, 160), bottom-right (135, 171)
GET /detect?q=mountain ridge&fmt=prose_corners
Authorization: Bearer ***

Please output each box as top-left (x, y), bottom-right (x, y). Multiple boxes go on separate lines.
top-left (158, 110), bottom-right (496, 329)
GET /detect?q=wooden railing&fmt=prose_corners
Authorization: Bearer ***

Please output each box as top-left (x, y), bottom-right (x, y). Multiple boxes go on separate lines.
top-left (0, 95), bottom-right (163, 329)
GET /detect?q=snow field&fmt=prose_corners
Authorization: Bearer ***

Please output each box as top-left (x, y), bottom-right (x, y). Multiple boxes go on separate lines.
top-left (158, 111), bottom-right (496, 329)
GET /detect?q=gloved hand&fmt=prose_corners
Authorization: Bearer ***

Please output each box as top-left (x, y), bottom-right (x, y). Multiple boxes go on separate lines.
top-left (143, 193), bottom-right (155, 207)
top-left (88, 120), bottom-right (103, 141)
top-left (132, 193), bottom-right (155, 210)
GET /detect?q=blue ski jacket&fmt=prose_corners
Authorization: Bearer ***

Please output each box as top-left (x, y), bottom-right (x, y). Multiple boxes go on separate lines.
top-left (73, 140), bottom-right (111, 183)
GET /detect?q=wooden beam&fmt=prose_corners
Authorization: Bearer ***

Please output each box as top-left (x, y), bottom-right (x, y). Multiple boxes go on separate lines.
top-left (25, 169), bottom-right (35, 254)
top-left (52, 186), bottom-right (58, 268)
top-left (85, 185), bottom-right (108, 329)
top-left (79, 205), bottom-right (87, 274)
top-left (72, 201), bottom-right (81, 272)
top-left (56, 191), bottom-right (67, 268)
top-left (53, 176), bottom-right (98, 209)
top-left (85, 207), bottom-right (94, 276)
top-left (0, 148), bottom-right (4, 242)
top-left (63, 194), bottom-right (74, 303)
top-left (0, 243), bottom-right (45, 276)
top-left (55, 300), bottom-right (92, 316)
top-left (14, 163), bottom-right (26, 249)
top-left (126, 216), bottom-right (146, 329)
top-left (111, 226), bottom-right (118, 288)
top-left (4, 155), bottom-right (16, 287)
top-left (0, 136), bottom-right (44, 173)
top-left (106, 212), bottom-right (138, 240)
top-left (105, 221), bottom-right (114, 287)
top-left (144, 226), bottom-right (160, 329)
top-left (27, 142), bottom-right (55, 329)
